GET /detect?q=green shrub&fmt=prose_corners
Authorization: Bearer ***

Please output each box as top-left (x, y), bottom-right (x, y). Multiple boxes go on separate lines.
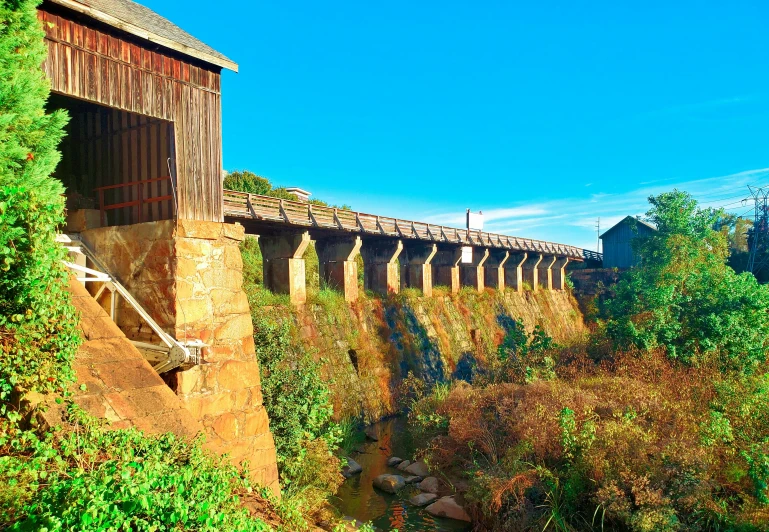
top-left (493, 320), bottom-right (557, 383)
top-left (0, 405), bottom-right (272, 531)
top-left (604, 190), bottom-right (769, 372)
top-left (224, 170), bottom-right (295, 201)
top-left (251, 316), bottom-right (341, 487)
top-left (0, 0), bottom-right (78, 416)
top-left (241, 235), bottom-right (263, 286)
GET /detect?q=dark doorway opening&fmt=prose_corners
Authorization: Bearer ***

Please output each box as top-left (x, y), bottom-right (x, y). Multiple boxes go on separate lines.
top-left (48, 93), bottom-right (176, 227)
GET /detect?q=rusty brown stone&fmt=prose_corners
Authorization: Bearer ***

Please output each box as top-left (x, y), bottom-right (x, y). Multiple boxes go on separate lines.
top-left (202, 345), bottom-right (238, 363)
top-left (211, 413), bottom-right (239, 441)
top-left (183, 391), bottom-right (237, 419)
top-left (89, 360), bottom-right (166, 392)
top-left (131, 409), bottom-right (203, 438)
top-left (174, 366), bottom-right (201, 395)
top-left (218, 360), bottom-right (262, 391)
top-left (176, 219), bottom-right (223, 240)
top-left (103, 385), bottom-right (183, 419)
top-left (73, 394), bottom-right (121, 422)
top-left (176, 298), bottom-right (212, 326)
top-left (223, 245), bottom-right (243, 270)
top-left (222, 222), bottom-right (245, 242)
top-left (214, 313), bottom-right (253, 341)
top-left (242, 407), bottom-right (270, 437)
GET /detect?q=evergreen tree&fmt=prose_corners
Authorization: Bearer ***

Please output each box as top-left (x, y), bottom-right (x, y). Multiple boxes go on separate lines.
top-left (0, 0), bottom-right (78, 415)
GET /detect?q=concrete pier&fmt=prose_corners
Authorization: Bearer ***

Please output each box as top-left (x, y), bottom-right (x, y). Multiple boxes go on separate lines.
top-left (552, 257), bottom-right (570, 290)
top-left (315, 236), bottom-right (363, 302)
top-left (259, 231), bottom-right (311, 304)
top-left (505, 253), bottom-right (528, 292)
top-left (484, 249), bottom-right (510, 290)
top-left (361, 239), bottom-right (403, 295)
top-left (538, 255), bottom-right (557, 291)
top-left (460, 247), bottom-right (489, 292)
top-left (433, 246), bottom-right (463, 294)
top-left (522, 253), bottom-right (543, 291)
top-left (403, 242), bottom-right (437, 296)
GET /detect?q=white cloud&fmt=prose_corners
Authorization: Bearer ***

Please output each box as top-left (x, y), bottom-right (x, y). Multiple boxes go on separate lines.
top-left (406, 167), bottom-right (769, 250)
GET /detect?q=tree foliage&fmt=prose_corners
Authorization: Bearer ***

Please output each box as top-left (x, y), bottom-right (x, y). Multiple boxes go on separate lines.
top-left (0, 0), bottom-right (78, 415)
top-left (224, 170), bottom-right (351, 209)
top-left (0, 405), bottom-right (272, 531)
top-left (604, 190), bottom-right (769, 371)
top-left (223, 170), bottom-right (302, 202)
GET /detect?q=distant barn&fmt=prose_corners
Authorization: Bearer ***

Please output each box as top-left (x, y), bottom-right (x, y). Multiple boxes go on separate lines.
top-left (600, 216), bottom-right (656, 269)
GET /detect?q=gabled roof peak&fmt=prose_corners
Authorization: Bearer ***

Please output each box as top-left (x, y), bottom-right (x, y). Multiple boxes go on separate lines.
top-left (49, 0), bottom-right (238, 72)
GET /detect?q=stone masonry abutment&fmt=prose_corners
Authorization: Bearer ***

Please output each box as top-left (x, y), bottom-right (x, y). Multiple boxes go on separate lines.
top-left (80, 220), bottom-right (280, 495)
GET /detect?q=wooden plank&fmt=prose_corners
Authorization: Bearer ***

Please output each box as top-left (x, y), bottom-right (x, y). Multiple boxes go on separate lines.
top-left (86, 52), bottom-right (98, 101)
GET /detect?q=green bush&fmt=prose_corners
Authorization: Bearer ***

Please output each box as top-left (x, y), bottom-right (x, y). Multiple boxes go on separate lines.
top-left (0, 0), bottom-right (78, 416)
top-left (604, 190), bottom-right (769, 372)
top-left (0, 405), bottom-right (272, 531)
top-left (251, 316), bottom-right (341, 489)
top-left (493, 320), bottom-right (557, 383)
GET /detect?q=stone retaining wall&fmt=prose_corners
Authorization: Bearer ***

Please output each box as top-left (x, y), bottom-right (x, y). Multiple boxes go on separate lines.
top-left (291, 289), bottom-right (587, 422)
top-left (81, 219), bottom-right (279, 495)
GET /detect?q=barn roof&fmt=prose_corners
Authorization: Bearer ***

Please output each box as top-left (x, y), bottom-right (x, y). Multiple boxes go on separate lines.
top-left (49, 0), bottom-right (238, 72)
top-left (600, 215), bottom-right (657, 239)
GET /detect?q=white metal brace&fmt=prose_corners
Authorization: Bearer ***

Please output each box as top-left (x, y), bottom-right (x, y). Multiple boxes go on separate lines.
top-left (58, 235), bottom-right (201, 373)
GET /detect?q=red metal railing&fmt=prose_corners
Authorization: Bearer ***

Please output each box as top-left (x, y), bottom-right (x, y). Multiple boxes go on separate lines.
top-left (95, 176), bottom-right (173, 226)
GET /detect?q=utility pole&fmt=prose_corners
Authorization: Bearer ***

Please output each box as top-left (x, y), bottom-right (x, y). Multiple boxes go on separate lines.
top-left (747, 186), bottom-right (769, 276)
top-left (595, 218), bottom-right (601, 253)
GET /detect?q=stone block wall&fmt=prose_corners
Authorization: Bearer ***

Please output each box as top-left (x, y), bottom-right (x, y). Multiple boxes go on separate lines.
top-left (80, 220), bottom-right (279, 495)
top-left (290, 289), bottom-right (588, 423)
top-left (56, 277), bottom-right (203, 437)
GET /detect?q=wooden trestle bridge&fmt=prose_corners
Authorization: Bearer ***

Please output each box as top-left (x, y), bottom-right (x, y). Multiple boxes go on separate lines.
top-left (222, 190), bottom-right (601, 305)
top-left (223, 190), bottom-right (601, 261)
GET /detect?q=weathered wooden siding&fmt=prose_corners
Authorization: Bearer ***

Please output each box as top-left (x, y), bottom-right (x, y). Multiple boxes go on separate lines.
top-left (39, 6), bottom-right (223, 222)
top-left (601, 219), bottom-right (655, 268)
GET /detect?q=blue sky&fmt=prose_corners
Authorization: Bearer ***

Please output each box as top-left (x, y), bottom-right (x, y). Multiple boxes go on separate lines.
top-left (145, 0), bottom-right (769, 250)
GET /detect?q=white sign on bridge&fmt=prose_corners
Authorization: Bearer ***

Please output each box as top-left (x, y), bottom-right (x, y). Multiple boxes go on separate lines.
top-left (466, 209), bottom-right (484, 231)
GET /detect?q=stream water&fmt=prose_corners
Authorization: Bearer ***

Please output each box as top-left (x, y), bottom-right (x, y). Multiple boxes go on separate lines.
top-left (332, 418), bottom-right (471, 532)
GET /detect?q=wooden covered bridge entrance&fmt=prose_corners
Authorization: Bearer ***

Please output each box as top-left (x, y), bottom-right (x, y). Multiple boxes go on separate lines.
top-left (42, 0), bottom-right (280, 494)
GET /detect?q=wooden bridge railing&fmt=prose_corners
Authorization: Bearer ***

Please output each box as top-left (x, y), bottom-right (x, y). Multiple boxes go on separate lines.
top-left (223, 190), bottom-right (602, 261)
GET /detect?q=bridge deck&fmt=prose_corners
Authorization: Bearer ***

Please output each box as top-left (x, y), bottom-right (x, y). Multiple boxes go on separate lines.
top-left (223, 190), bottom-right (602, 262)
